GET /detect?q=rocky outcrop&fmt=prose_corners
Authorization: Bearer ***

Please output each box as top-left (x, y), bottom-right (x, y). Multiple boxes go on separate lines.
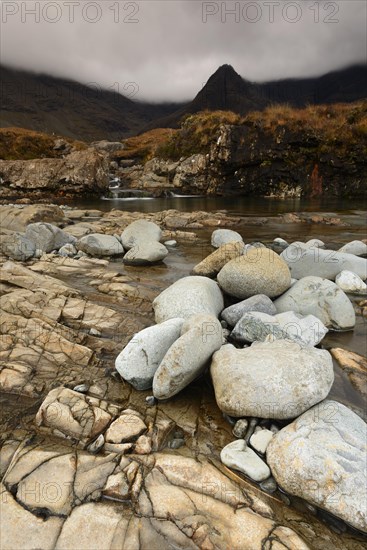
top-left (0, 148), bottom-right (109, 200)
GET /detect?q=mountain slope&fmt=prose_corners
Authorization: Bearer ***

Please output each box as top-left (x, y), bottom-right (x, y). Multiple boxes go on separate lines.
top-left (1, 64), bottom-right (366, 140)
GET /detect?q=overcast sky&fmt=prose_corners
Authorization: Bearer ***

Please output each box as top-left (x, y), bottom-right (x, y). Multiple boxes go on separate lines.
top-left (1, 0), bottom-right (366, 102)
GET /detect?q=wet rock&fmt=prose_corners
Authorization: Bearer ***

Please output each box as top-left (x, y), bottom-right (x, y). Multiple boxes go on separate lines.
top-left (121, 219), bottom-right (162, 250)
top-left (260, 477), bottom-right (278, 494)
top-left (105, 413), bottom-right (147, 443)
top-left (35, 387), bottom-right (113, 446)
top-left (211, 340), bottom-right (334, 419)
top-left (274, 276), bottom-right (356, 330)
top-left (192, 241), bottom-right (245, 278)
top-left (267, 400), bottom-right (367, 533)
top-left (77, 234), bottom-right (124, 257)
top-left (231, 310), bottom-right (328, 346)
top-left (217, 248), bottom-right (291, 299)
top-left (123, 241), bottom-right (168, 265)
top-left (338, 240), bottom-right (367, 256)
top-left (115, 318), bottom-right (183, 390)
top-left (0, 231), bottom-right (36, 261)
top-left (25, 222), bottom-right (76, 253)
top-left (221, 294), bottom-right (277, 327)
top-left (250, 429), bottom-right (274, 454)
top-left (331, 348), bottom-right (367, 398)
top-left (153, 275), bottom-right (224, 323)
top-left (221, 439), bottom-right (271, 482)
top-left (336, 270), bottom-right (367, 294)
top-left (153, 314), bottom-right (223, 399)
top-left (232, 418), bottom-right (249, 438)
top-left (211, 228), bottom-right (244, 248)
top-left (281, 244), bottom-right (367, 280)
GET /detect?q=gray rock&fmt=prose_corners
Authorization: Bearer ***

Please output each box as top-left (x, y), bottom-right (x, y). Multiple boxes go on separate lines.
top-left (273, 238), bottom-right (289, 247)
top-left (77, 234), bottom-right (124, 257)
top-left (153, 314), bottom-right (223, 400)
top-left (0, 232), bottom-right (35, 261)
top-left (338, 240), bottom-right (367, 256)
top-left (217, 248), bottom-right (291, 299)
top-left (274, 276), bottom-right (355, 330)
top-left (220, 440), bottom-right (270, 482)
top-left (25, 222), bottom-right (76, 253)
top-left (121, 220), bottom-right (162, 250)
top-left (211, 229), bottom-right (244, 248)
top-left (231, 310), bottom-right (328, 346)
top-left (59, 243), bottom-right (77, 257)
top-left (335, 270), bottom-right (367, 294)
top-left (164, 240), bottom-right (177, 247)
top-left (211, 340), bottom-right (334, 420)
top-left (232, 419), bottom-right (249, 439)
top-left (153, 276), bottom-right (224, 323)
top-left (221, 295), bottom-right (276, 328)
top-left (266, 400), bottom-right (367, 533)
top-left (281, 244), bottom-right (367, 280)
top-left (123, 241), bottom-right (168, 265)
top-left (250, 429), bottom-right (274, 454)
top-left (115, 318), bottom-right (184, 390)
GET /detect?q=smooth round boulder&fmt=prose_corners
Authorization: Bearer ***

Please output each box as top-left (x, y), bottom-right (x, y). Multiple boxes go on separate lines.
top-left (266, 400), bottom-right (367, 533)
top-left (123, 241), bottom-right (168, 265)
top-left (211, 229), bottom-right (243, 248)
top-left (336, 270), bottom-right (367, 294)
top-left (153, 276), bottom-right (224, 323)
top-left (281, 244), bottom-right (367, 280)
top-left (77, 234), bottom-right (124, 257)
top-left (115, 318), bottom-right (184, 390)
top-left (153, 314), bottom-right (223, 399)
top-left (338, 240), bottom-right (367, 256)
top-left (121, 220), bottom-right (162, 250)
top-left (211, 341), bottom-right (334, 419)
top-left (217, 248), bottom-right (291, 299)
top-left (274, 276), bottom-right (355, 330)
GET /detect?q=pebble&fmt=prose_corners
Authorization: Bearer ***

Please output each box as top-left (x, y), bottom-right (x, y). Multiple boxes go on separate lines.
top-left (145, 396), bottom-right (156, 406)
top-left (73, 383), bottom-right (89, 393)
top-left (249, 429), bottom-right (274, 454)
top-left (260, 477), bottom-right (278, 494)
top-left (232, 419), bottom-right (249, 438)
top-left (87, 434), bottom-right (105, 454)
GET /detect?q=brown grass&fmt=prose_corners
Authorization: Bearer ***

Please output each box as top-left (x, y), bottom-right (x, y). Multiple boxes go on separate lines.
top-left (0, 127), bottom-right (86, 160)
top-left (112, 128), bottom-right (178, 162)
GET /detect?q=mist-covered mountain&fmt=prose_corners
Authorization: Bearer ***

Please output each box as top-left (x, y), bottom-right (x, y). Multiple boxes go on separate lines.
top-left (1, 63), bottom-right (366, 140)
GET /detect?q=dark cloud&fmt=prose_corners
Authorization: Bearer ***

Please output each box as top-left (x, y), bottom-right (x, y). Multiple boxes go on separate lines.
top-left (1, 0), bottom-right (366, 101)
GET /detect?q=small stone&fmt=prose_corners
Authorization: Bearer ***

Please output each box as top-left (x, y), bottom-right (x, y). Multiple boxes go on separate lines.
top-left (250, 429), bottom-right (274, 454)
top-left (232, 419), bottom-right (249, 438)
top-left (168, 438), bottom-right (185, 449)
top-left (73, 383), bottom-right (89, 393)
top-left (89, 328), bottom-right (102, 337)
top-left (164, 240), bottom-right (177, 247)
top-left (87, 434), bottom-right (105, 454)
top-left (134, 435), bottom-right (152, 455)
top-left (102, 472), bottom-right (130, 501)
top-left (105, 414), bottom-right (147, 444)
top-left (145, 396), bottom-right (156, 406)
top-left (220, 440), bottom-right (271, 482)
top-left (260, 477), bottom-right (278, 494)
top-left (336, 270), bottom-right (367, 294)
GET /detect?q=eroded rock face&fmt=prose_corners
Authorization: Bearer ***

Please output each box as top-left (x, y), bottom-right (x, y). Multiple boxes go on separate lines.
top-left (153, 276), bottom-right (224, 323)
top-left (0, 441), bottom-right (309, 550)
top-left (217, 248), bottom-right (291, 299)
top-left (115, 318), bottom-right (184, 390)
top-left (267, 400), bottom-right (367, 533)
top-left (211, 341), bottom-right (334, 419)
top-left (35, 387), bottom-right (116, 447)
top-left (0, 148), bottom-right (109, 199)
top-left (274, 276), bottom-right (356, 330)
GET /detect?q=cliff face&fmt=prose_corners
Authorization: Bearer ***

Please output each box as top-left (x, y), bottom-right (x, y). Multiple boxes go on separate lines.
top-left (118, 114), bottom-right (367, 199)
